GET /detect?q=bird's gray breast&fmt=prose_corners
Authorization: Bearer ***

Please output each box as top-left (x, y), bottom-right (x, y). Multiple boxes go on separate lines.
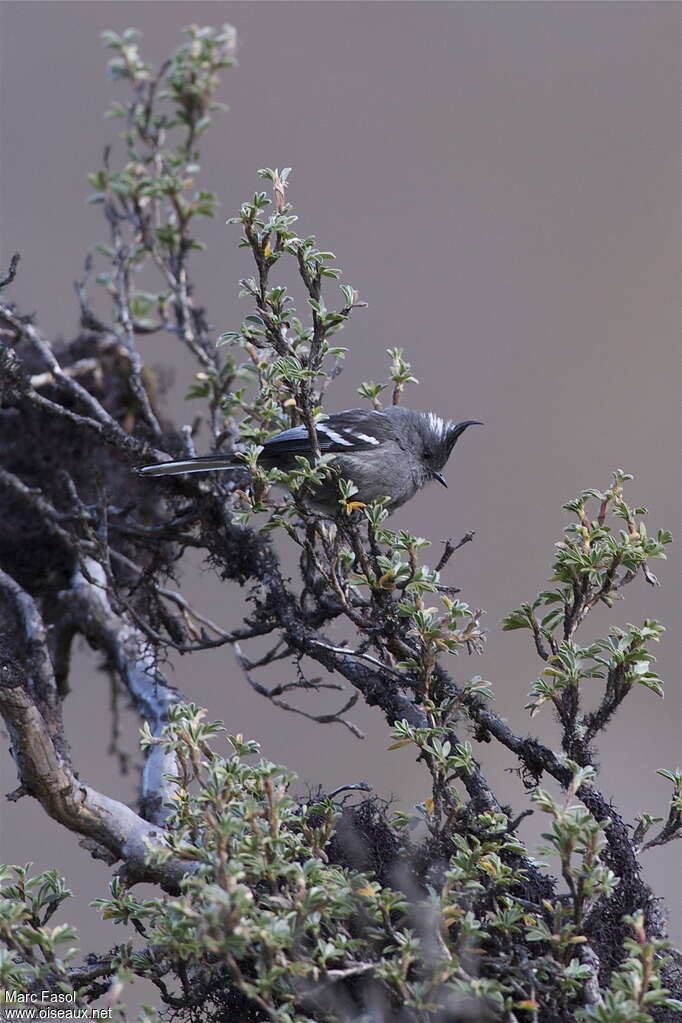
top-left (333, 446), bottom-right (419, 509)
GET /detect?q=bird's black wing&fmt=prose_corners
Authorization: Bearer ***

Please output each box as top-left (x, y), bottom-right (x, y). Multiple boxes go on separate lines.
top-left (260, 409), bottom-right (395, 460)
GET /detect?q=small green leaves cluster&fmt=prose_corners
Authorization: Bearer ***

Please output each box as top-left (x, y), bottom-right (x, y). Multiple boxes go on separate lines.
top-left (503, 471), bottom-right (671, 647)
top-left (633, 768), bottom-right (682, 852)
top-left (388, 680), bottom-right (489, 835)
top-left (525, 621), bottom-right (665, 720)
top-left (436, 815), bottom-right (590, 1016)
top-left (656, 768), bottom-right (682, 816)
top-left (349, 502), bottom-right (485, 674)
top-left (230, 452), bottom-right (338, 527)
top-left (88, 25), bottom-right (235, 345)
top-left (576, 913), bottom-right (682, 1021)
top-left (212, 168), bottom-right (356, 443)
top-left (0, 865), bottom-right (163, 1020)
top-left (0, 865), bottom-right (81, 1005)
top-left (390, 719), bottom-right (476, 811)
top-left (503, 474), bottom-right (671, 767)
top-left (357, 346), bottom-right (419, 408)
top-left (100, 23), bottom-right (235, 154)
top-left (397, 595), bottom-right (484, 675)
top-left (533, 765), bottom-right (619, 930)
top-left (445, 813), bottom-right (527, 908)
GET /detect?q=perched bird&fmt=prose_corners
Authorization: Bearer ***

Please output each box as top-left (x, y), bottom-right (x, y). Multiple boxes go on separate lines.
top-left (137, 407), bottom-right (482, 515)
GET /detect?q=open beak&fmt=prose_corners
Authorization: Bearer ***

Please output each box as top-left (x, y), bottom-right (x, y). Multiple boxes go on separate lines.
top-left (434, 472), bottom-right (448, 488)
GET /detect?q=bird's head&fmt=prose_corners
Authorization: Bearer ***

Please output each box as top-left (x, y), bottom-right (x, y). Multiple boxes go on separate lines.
top-left (415, 413), bottom-right (483, 488)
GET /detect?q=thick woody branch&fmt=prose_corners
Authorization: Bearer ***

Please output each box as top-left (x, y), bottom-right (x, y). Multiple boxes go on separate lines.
top-left (0, 568), bottom-right (63, 751)
top-left (459, 688), bottom-right (572, 787)
top-left (0, 578), bottom-right (186, 888)
top-left (61, 558), bottom-right (183, 825)
top-left (0, 670), bottom-right (186, 889)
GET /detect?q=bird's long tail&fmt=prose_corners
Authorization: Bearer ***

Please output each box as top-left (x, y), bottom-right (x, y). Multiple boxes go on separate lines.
top-left (137, 455), bottom-right (242, 478)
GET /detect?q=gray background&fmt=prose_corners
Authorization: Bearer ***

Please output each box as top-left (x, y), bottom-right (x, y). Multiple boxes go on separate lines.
top-left (1, 0), bottom-right (679, 1004)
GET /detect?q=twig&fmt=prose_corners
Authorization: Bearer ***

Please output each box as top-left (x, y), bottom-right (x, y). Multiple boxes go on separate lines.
top-left (0, 252), bottom-right (20, 290)
top-left (234, 643), bottom-right (365, 739)
top-left (0, 302), bottom-right (151, 457)
top-left (327, 782), bottom-right (371, 798)
top-left (30, 357), bottom-right (101, 390)
top-left (436, 531), bottom-right (475, 572)
top-left (307, 639), bottom-right (406, 679)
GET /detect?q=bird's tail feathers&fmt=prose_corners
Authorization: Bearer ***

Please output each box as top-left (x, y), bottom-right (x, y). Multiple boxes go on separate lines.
top-left (137, 456), bottom-right (242, 478)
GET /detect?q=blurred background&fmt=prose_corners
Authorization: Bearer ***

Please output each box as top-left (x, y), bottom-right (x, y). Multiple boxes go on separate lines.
top-left (1, 0), bottom-right (679, 1005)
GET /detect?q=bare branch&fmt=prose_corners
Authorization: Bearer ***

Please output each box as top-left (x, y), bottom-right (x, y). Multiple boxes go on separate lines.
top-left (0, 253), bottom-right (20, 291)
top-left (436, 531), bottom-right (476, 572)
top-left (234, 642), bottom-right (365, 738)
top-left (62, 558), bottom-right (183, 825)
top-left (30, 357), bottom-right (101, 390)
top-left (0, 671), bottom-right (186, 888)
top-left (0, 575), bottom-right (186, 888)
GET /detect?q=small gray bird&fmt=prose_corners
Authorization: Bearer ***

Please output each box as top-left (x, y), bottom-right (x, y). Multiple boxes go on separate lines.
top-left (137, 407), bottom-right (482, 515)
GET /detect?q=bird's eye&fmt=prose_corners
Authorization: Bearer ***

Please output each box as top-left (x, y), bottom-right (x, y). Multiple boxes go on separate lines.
top-left (423, 448), bottom-right (432, 460)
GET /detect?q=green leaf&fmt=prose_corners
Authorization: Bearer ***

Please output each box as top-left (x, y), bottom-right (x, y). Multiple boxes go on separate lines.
top-left (217, 331), bottom-right (240, 346)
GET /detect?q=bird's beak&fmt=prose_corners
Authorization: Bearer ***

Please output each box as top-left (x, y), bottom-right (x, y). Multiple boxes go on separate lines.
top-left (434, 472), bottom-right (448, 488)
